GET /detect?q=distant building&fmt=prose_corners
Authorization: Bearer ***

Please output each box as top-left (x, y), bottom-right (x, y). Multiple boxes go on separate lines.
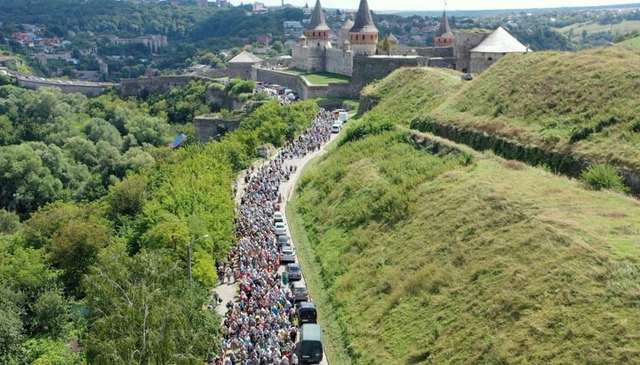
top-left (256, 34), bottom-right (273, 46)
top-left (253, 2), bottom-right (268, 14)
top-left (197, 0), bottom-right (208, 6)
top-left (228, 51), bottom-right (264, 79)
top-left (107, 35), bottom-right (168, 53)
top-left (469, 27), bottom-right (530, 73)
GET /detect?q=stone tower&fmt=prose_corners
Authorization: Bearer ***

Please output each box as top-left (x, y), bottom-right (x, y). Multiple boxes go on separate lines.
top-left (339, 18), bottom-right (354, 49)
top-left (349, 0), bottom-right (378, 56)
top-left (304, 0), bottom-right (331, 49)
top-left (434, 10), bottom-right (455, 47)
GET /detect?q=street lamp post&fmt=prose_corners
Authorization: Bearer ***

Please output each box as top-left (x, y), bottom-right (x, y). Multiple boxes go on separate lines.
top-left (189, 234), bottom-right (210, 288)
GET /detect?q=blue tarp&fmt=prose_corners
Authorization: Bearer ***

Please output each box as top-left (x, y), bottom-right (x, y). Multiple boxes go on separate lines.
top-left (169, 133), bottom-right (188, 149)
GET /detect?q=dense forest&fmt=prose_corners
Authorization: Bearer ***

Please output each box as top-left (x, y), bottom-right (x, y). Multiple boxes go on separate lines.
top-left (0, 77), bottom-right (319, 363)
top-left (0, 0), bottom-right (302, 46)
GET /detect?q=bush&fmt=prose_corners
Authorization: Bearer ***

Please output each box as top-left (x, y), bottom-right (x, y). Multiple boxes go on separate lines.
top-left (580, 164), bottom-right (627, 192)
top-left (339, 118), bottom-right (395, 146)
top-left (0, 209), bottom-right (20, 234)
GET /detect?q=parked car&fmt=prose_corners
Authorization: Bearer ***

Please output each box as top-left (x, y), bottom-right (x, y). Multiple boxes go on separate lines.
top-left (280, 245), bottom-right (296, 265)
top-left (277, 234), bottom-right (290, 247)
top-left (298, 324), bottom-right (323, 364)
top-left (331, 123), bottom-right (341, 134)
top-left (298, 302), bottom-right (317, 324)
top-left (274, 222), bottom-right (287, 235)
top-left (287, 263), bottom-right (302, 281)
top-left (273, 212), bottom-right (285, 223)
top-left (338, 111), bottom-right (349, 123)
top-left (291, 281), bottom-right (309, 303)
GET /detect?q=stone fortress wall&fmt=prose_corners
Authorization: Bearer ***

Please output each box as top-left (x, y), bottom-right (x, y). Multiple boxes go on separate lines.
top-left (453, 31), bottom-right (491, 73)
top-left (325, 47), bottom-right (353, 76)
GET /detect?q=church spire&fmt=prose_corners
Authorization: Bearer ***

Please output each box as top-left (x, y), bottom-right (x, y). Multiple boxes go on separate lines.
top-left (350, 0), bottom-right (378, 33)
top-left (438, 10), bottom-right (452, 36)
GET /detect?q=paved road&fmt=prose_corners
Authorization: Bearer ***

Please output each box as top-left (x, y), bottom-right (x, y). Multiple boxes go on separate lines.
top-left (215, 123), bottom-right (339, 364)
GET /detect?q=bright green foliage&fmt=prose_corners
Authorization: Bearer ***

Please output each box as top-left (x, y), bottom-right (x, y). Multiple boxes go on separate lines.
top-left (0, 86), bottom-right (173, 214)
top-left (83, 243), bottom-right (219, 365)
top-left (108, 174), bottom-right (148, 218)
top-left (192, 250), bottom-right (218, 288)
top-left (24, 337), bottom-right (82, 365)
top-left (580, 164), bottom-right (628, 192)
top-left (339, 116), bottom-right (395, 146)
top-left (30, 290), bottom-right (69, 338)
top-left (0, 287), bottom-right (24, 365)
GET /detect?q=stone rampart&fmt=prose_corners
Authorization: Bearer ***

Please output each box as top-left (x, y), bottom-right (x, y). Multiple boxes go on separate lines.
top-left (15, 75), bottom-right (115, 96)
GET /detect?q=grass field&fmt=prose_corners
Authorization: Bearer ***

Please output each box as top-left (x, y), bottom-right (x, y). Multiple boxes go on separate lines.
top-left (291, 124), bottom-right (640, 364)
top-left (424, 46), bottom-right (640, 171)
top-left (284, 69), bottom-right (351, 85)
top-left (558, 20), bottom-right (640, 40)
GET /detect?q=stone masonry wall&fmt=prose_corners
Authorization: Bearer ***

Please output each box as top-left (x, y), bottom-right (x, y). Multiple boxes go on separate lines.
top-left (325, 47), bottom-right (353, 77)
top-left (351, 55), bottom-right (426, 95)
top-left (454, 31), bottom-right (489, 73)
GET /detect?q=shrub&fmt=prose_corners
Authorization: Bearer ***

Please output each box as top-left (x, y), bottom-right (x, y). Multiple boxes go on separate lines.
top-left (339, 118), bottom-right (395, 146)
top-left (0, 209), bottom-right (20, 234)
top-left (580, 164), bottom-right (627, 192)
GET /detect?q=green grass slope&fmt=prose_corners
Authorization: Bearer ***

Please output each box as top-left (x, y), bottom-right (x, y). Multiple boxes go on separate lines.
top-left (291, 126), bottom-right (640, 364)
top-left (621, 34), bottom-right (640, 49)
top-left (359, 67), bottom-right (462, 124)
top-left (432, 46), bottom-right (640, 170)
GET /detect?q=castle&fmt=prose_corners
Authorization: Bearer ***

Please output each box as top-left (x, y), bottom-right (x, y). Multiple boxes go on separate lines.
top-left (292, 0), bottom-right (530, 77)
top-left (292, 0), bottom-right (378, 77)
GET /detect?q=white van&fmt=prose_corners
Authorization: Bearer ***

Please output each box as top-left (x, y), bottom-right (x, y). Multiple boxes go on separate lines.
top-left (338, 111), bottom-right (349, 123)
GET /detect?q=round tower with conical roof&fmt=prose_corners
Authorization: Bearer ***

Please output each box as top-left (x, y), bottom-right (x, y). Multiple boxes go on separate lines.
top-left (304, 0), bottom-right (331, 48)
top-left (349, 0), bottom-right (378, 56)
top-left (339, 18), bottom-right (354, 49)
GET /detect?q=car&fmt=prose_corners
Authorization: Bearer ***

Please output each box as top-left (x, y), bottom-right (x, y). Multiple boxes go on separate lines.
top-left (462, 73), bottom-right (474, 81)
top-left (297, 302), bottom-right (318, 324)
top-left (287, 263), bottom-right (302, 281)
top-left (331, 123), bottom-right (341, 134)
top-left (297, 324), bottom-right (323, 364)
top-left (273, 212), bottom-right (285, 223)
top-left (338, 111), bottom-right (349, 123)
top-left (280, 245), bottom-right (296, 264)
top-left (274, 222), bottom-right (287, 235)
top-left (291, 281), bottom-right (309, 303)
top-left (277, 234), bottom-right (290, 247)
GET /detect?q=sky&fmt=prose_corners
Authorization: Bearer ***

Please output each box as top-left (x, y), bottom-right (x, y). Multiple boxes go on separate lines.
top-left (233, 0), bottom-right (640, 11)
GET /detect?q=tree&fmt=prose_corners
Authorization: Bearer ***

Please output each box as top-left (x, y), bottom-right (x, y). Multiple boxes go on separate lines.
top-left (84, 118), bottom-right (123, 150)
top-left (108, 174), bottom-right (148, 217)
top-left (0, 209), bottom-right (20, 235)
top-left (83, 244), bottom-right (220, 364)
top-left (31, 290), bottom-right (69, 338)
top-left (48, 220), bottom-right (111, 296)
top-left (0, 287), bottom-right (24, 365)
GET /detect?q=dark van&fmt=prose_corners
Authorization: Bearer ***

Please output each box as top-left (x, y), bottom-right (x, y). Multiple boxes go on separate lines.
top-left (298, 302), bottom-right (317, 324)
top-left (298, 324), bottom-right (323, 364)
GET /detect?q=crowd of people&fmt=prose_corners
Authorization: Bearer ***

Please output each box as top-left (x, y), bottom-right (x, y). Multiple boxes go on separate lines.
top-left (214, 109), bottom-right (337, 365)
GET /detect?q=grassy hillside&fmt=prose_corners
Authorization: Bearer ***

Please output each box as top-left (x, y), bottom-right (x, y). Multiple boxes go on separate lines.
top-left (359, 67), bottom-right (462, 124)
top-left (558, 20), bottom-right (640, 41)
top-left (290, 125), bottom-right (640, 364)
top-left (430, 46), bottom-right (640, 170)
top-left (621, 34), bottom-right (640, 48)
